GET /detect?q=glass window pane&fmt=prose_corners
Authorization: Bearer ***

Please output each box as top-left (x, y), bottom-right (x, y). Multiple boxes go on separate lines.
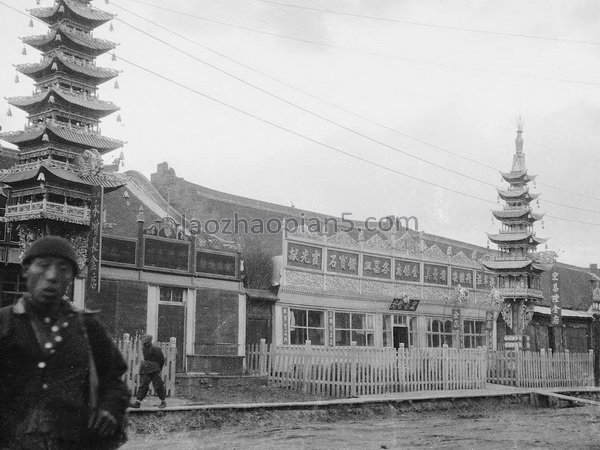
top-left (366, 315), bottom-right (374, 330)
top-left (383, 315), bottom-right (392, 331)
top-left (336, 330), bottom-right (351, 346)
top-left (308, 310), bottom-right (324, 328)
top-left (352, 314), bottom-right (366, 330)
top-left (335, 312), bottom-right (350, 329)
top-left (352, 331), bottom-right (367, 346)
top-left (290, 327), bottom-right (307, 345)
top-left (444, 321), bottom-right (453, 333)
top-left (291, 309), bottom-right (307, 327)
top-left (383, 331), bottom-right (393, 347)
top-left (308, 329), bottom-right (324, 345)
top-left (366, 332), bottom-right (374, 347)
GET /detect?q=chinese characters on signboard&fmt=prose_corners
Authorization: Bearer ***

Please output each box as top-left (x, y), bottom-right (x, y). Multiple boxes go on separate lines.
top-left (362, 254), bottom-right (391, 279)
top-left (423, 263), bottom-right (448, 285)
top-left (476, 271), bottom-right (496, 289)
top-left (326, 249), bottom-right (359, 275)
top-left (282, 307), bottom-right (289, 345)
top-left (451, 267), bottom-right (474, 288)
top-left (287, 243), bottom-right (322, 270)
top-left (485, 310), bottom-right (494, 351)
top-left (328, 310), bottom-right (335, 346)
top-left (86, 185), bottom-right (103, 294)
top-left (550, 269), bottom-right (561, 327)
top-left (389, 297), bottom-right (420, 311)
top-left (394, 259), bottom-right (420, 282)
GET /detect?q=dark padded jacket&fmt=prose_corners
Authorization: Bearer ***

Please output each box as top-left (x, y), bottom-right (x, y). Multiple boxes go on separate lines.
top-left (0, 298), bottom-right (130, 449)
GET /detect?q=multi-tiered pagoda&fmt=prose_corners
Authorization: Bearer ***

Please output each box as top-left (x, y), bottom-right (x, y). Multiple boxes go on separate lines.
top-left (483, 120), bottom-right (548, 348)
top-left (0, 0), bottom-right (125, 292)
top-left (0, 0), bottom-right (125, 284)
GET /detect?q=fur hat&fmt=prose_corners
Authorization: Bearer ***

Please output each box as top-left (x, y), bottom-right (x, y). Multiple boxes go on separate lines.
top-left (22, 236), bottom-right (79, 276)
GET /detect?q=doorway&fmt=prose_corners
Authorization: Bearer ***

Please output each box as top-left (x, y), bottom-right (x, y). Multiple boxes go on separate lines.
top-left (157, 287), bottom-right (186, 372)
top-left (393, 326), bottom-right (409, 349)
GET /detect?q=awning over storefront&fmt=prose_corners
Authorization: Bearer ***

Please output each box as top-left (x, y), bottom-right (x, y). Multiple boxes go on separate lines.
top-left (245, 288), bottom-right (279, 302)
top-left (533, 305), bottom-right (593, 319)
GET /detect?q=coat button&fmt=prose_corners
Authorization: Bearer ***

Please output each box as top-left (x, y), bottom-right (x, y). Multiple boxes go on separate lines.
top-left (54, 336), bottom-right (63, 343)
top-left (38, 362), bottom-right (46, 369)
top-left (44, 317), bottom-right (51, 324)
top-left (42, 383), bottom-right (49, 390)
top-left (44, 342), bottom-right (53, 349)
top-left (51, 325), bottom-right (59, 332)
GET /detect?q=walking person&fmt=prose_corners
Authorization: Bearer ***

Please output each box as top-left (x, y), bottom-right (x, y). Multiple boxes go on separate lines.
top-left (0, 236), bottom-right (130, 450)
top-left (130, 334), bottom-right (167, 408)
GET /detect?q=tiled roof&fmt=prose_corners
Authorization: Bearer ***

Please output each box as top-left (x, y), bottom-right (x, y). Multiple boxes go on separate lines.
top-left (482, 259), bottom-right (533, 270)
top-left (500, 169), bottom-right (537, 182)
top-left (0, 164), bottom-right (126, 191)
top-left (0, 124), bottom-right (123, 151)
top-left (8, 89), bottom-right (118, 116)
top-left (22, 25), bottom-right (115, 54)
top-left (16, 54), bottom-right (118, 81)
top-left (488, 232), bottom-right (533, 242)
top-left (30, 0), bottom-right (114, 26)
top-left (49, 123), bottom-right (123, 150)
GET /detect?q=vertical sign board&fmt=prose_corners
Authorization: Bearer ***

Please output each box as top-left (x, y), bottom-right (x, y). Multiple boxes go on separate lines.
top-left (485, 310), bottom-right (495, 351)
top-left (282, 306), bottom-right (289, 345)
top-left (550, 267), bottom-right (561, 327)
top-left (87, 185), bottom-right (103, 295)
top-left (452, 308), bottom-right (462, 348)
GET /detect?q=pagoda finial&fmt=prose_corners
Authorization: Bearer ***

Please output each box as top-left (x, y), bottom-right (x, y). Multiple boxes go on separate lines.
top-left (515, 116), bottom-right (524, 155)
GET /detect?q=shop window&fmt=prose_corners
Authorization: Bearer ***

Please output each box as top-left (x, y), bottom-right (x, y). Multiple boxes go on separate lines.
top-left (335, 312), bottom-right (374, 347)
top-left (159, 286), bottom-right (184, 303)
top-left (289, 308), bottom-right (324, 345)
top-left (463, 320), bottom-right (485, 348)
top-left (426, 319), bottom-right (453, 348)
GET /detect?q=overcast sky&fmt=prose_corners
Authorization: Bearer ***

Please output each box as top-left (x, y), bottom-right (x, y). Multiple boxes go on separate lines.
top-left (1, 0), bottom-right (599, 268)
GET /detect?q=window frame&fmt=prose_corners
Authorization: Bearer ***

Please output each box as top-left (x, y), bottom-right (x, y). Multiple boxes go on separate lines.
top-left (334, 311), bottom-right (375, 347)
top-left (289, 308), bottom-right (326, 346)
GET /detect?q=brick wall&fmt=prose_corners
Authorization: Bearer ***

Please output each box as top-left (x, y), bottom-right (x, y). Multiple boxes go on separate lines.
top-left (195, 288), bottom-right (239, 355)
top-left (89, 279), bottom-right (147, 338)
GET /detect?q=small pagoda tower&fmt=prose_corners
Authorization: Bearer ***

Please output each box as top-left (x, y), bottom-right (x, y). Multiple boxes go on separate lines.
top-left (483, 119), bottom-right (548, 348)
top-left (0, 0), bottom-right (125, 267)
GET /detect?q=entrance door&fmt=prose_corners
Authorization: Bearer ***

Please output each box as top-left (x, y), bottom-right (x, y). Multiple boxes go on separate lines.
top-left (157, 303), bottom-right (185, 372)
top-left (393, 326), bottom-right (409, 349)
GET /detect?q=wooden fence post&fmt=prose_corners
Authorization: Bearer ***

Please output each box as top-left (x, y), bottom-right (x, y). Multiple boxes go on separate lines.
top-left (515, 350), bottom-right (522, 388)
top-left (259, 338), bottom-right (267, 376)
top-left (302, 340), bottom-right (312, 394)
top-left (442, 344), bottom-right (449, 390)
top-left (350, 341), bottom-right (357, 397)
top-left (590, 349), bottom-right (595, 386)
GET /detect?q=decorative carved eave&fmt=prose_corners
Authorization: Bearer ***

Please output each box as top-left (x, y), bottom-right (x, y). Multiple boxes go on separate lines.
top-left (422, 243), bottom-right (445, 259)
top-left (325, 230), bottom-right (358, 248)
top-left (31, 0), bottom-right (114, 28)
top-left (451, 250), bottom-right (472, 266)
top-left (16, 54), bottom-right (119, 83)
top-left (22, 24), bottom-right (116, 56)
top-left (391, 230), bottom-right (420, 255)
top-left (7, 88), bottom-right (119, 117)
top-left (0, 123), bottom-right (123, 152)
top-left (363, 234), bottom-right (392, 252)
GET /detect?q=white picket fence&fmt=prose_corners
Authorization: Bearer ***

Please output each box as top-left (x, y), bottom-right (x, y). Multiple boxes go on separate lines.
top-left (487, 349), bottom-right (594, 388)
top-left (115, 334), bottom-right (178, 397)
top-left (247, 340), bottom-right (487, 397)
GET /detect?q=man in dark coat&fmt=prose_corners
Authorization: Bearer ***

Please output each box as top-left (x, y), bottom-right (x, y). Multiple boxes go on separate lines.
top-left (130, 334), bottom-right (167, 409)
top-left (0, 236), bottom-right (130, 450)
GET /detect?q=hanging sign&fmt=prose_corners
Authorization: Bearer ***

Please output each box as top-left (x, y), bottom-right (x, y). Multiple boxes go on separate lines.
top-left (389, 296), bottom-right (420, 311)
top-left (86, 185), bottom-right (103, 293)
top-left (550, 268), bottom-right (562, 327)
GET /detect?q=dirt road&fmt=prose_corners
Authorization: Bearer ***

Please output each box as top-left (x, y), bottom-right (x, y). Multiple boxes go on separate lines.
top-left (123, 404), bottom-right (600, 449)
